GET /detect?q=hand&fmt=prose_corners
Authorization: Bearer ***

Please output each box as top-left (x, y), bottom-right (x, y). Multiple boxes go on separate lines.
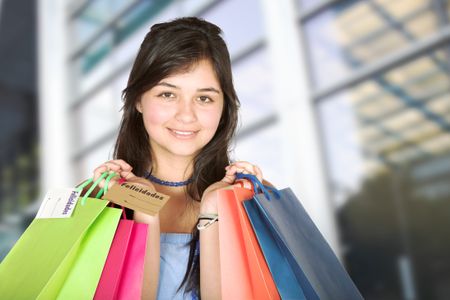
top-left (200, 161), bottom-right (263, 213)
top-left (93, 159), bottom-right (155, 191)
top-left (223, 161), bottom-right (263, 183)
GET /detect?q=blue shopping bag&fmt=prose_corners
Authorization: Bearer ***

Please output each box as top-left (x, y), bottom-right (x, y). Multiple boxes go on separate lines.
top-left (244, 198), bottom-right (307, 299)
top-left (238, 174), bottom-right (363, 300)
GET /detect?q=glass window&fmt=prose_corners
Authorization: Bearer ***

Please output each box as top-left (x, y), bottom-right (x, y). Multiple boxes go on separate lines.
top-left (0, 225), bottom-right (22, 260)
top-left (72, 47), bottom-right (131, 103)
top-left (233, 48), bottom-right (276, 128)
top-left (303, 0), bottom-right (443, 90)
top-left (78, 32), bottom-right (114, 75)
top-left (72, 0), bottom-right (136, 50)
top-left (178, 0), bottom-right (217, 13)
top-left (201, 0), bottom-right (265, 57)
top-left (234, 123), bottom-right (285, 187)
top-left (72, 72), bottom-right (129, 180)
top-left (115, 1), bottom-right (171, 44)
top-left (70, 86), bottom-right (121, 154)
top-left (297, 0), bottom-right (322, 11)
top-left (71, 0), bottom-right (173, 77)
top-left (317, 44), bottom-right (450, 299)
top-left (75, 139), bottom-right (116, 181)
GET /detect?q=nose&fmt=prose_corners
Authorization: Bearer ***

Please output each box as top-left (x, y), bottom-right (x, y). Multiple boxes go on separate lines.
top-left (175, 98), bottom-right (197, 124)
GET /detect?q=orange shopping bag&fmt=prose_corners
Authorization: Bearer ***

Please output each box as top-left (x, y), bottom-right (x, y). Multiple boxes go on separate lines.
top-left (217, 183), bottom-right (280, 300)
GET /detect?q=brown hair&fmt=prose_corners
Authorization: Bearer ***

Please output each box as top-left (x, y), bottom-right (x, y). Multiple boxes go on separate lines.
top-left (114, 17), bottom-right (239, 297)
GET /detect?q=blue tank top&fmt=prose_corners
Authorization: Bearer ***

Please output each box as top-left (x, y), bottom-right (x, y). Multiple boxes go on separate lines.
top-left (157, 233), bottom-right (198, 300)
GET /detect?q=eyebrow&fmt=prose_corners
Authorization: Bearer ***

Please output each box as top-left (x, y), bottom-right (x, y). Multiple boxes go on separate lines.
top-left (156, 82), bottom-right (221, 94)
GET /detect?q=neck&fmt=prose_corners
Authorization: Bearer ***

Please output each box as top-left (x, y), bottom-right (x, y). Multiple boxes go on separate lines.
top-left (150, 151), bottom-right (194, 183)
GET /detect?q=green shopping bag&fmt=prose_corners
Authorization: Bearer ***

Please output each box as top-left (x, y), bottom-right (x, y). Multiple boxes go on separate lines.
top-left (0, 173), bottom-right (122, 299)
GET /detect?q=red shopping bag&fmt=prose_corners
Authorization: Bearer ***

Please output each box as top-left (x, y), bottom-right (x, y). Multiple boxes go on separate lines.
top-left (217, 184), bottom-right (280, 300)
top-left (94, 207), bottom-right (148, 300)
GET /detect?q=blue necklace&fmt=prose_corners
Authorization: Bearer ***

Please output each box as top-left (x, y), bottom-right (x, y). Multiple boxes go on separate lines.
top-left (144, 171), bottom-right (193, 187)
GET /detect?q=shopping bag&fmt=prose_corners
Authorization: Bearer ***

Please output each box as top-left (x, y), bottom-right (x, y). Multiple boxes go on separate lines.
top-left (238, 174), bottom-right (363, 300)
top-left (0, 173), bottom-right (122, 299)
top-left (244, 199), bottom-right (306, 299)
top-left (94, 208), bottom-right (148, 300)
top-left (217, 184), bottom-right (280, 300)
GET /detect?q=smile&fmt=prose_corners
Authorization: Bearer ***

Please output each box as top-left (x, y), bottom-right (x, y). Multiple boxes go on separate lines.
top-left (168, 128), bottom-right (199, 139)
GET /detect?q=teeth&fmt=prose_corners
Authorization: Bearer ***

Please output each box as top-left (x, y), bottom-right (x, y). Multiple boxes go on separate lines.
top-left (172, 130), bottom-right (194, 135)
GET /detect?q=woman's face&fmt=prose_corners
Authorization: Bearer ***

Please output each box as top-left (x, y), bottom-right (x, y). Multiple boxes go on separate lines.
top-left (137, 59), bottom-right (224, 160)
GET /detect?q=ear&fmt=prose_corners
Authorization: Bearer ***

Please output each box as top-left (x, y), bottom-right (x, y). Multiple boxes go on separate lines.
top-left (136, 100), bottom-right (143, 113)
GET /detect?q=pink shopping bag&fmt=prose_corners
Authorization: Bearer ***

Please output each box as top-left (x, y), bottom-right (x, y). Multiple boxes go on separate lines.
top-left (94, 208), bottom-right (148, 300)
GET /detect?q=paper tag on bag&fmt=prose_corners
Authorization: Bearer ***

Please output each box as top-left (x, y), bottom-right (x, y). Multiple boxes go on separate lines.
top-left (36, 188), bottom-right (81, 219)
top-left (102, 183), bottom-right (170, 216)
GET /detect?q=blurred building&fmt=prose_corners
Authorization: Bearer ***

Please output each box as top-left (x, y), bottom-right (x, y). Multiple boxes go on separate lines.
top-left (1, 0), bottom-right (450, 299)
top-left (0, 0), bottom-right (39, 258)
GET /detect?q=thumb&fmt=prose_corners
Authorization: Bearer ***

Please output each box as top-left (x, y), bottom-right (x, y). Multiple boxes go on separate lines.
top-left (120, 170), bottom-right (137, 180)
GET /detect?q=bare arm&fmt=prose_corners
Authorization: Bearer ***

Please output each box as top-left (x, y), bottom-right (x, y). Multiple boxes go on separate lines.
top-left (135, 211), bottom-right (160, 300)
top-left (198, 191), bottom-right (222, 299)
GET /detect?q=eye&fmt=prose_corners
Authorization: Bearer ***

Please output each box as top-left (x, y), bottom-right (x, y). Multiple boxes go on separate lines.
top-left (158, 92), bottom-right (175, 99)
top-left (198, 95), bottom-right (213, 103)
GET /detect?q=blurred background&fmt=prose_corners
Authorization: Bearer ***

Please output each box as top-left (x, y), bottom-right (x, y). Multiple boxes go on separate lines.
top-left (1, 0), bottom-right (450, 299)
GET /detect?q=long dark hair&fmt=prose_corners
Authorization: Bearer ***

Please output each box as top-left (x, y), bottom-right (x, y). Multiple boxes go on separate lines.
top-left (113, 17), bottom-right (239, 296)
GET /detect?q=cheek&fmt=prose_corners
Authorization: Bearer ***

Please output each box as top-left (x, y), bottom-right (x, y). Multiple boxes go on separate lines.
top-left (142, 103), bottom-right (172, 129)
top-left (202, 107), bottom-right (223, 132)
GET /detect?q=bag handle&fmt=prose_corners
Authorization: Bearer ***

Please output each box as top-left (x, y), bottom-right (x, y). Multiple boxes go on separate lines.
top-left (77, 172), bottom-right (109, 205)
top-left (76, 172), bottom-right (107, 198)
top-left (76, 172), bottom-right (127, 219)
top-left (95, 172), bottom-right (119, 198)
top-left (235, 173), bottom-right (280, 200)
top-left (76, 171), bottom-right (118, 201)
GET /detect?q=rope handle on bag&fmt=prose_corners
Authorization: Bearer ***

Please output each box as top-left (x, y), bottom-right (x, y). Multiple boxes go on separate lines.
top-left (76, 171), bottom-right (119, 200)
top-left (76, 172), bottom-right (127, 218)
top-left (95, 172), bottom-right (119, 198)
top-left (77, 171), bottom-right (120, 204)
top-left (76, 172), bottom-right (108, 205)
top-left (235, 173), bottom-right (281, 200)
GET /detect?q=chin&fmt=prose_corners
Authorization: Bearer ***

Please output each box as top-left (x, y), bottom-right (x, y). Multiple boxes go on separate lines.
top-left (168, 147), bottom-right (202, 158)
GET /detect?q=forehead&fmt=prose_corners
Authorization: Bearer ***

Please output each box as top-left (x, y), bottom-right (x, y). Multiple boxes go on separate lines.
top-left (161, 60), bottom-right (221, 87)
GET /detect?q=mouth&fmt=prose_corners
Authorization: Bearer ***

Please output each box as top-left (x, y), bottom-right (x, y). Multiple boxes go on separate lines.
top-left (168, 128), bottom-right (199, 139)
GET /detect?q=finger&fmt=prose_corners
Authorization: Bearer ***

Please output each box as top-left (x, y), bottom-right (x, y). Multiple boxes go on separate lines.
top-left (100, 170), bottom-right (120, 190)
top-left (103, 161), bottom-right (123, 173)
top-left (93, 165), bottom-right (108, 181)
top-left (230, 161), bottom-right (255, 170)
top-left (230, 161), bottom-right (256, 174)
top-left (252, 165), bottom-right (263, 182)
top-left (107, 175), bottom-right (120, 190)
top-left (226, 165), bottom-right (252, 180)
top-left (230, 163), bottom-right (263, 182)
top-left (110, 159), bottom-right (133, 172)
top-left (221, 171), bottom-right (236, 184)
top-left (225, 165), bottom-right (238, 175)
top-left (93, 162), bottom-right (121, 190)
top-left (232, 165), bottom-right (252, 175)
top-left (94, 175), bottom-right (107, 190)
top-left (120, 170), bottom-right (137, 180)
top-left (223, 165), bottom-right (238, 183)
top-left (236, 168), bottom-right (250, 174)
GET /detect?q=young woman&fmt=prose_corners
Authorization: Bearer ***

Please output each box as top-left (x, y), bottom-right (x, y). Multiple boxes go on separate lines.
top-left (92, 17), bottom-right (264, 299)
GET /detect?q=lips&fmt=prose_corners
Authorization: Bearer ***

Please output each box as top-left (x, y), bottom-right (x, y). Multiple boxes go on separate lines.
top-left (168, 128), bottom-right (199, 139)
